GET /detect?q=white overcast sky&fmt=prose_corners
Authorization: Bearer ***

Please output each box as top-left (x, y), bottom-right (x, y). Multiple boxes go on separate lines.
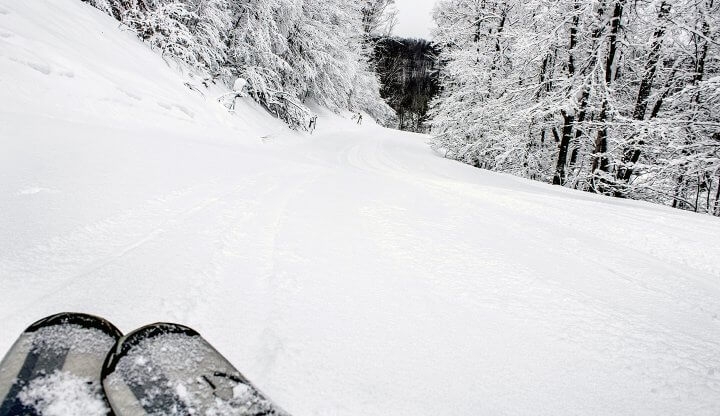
top-left (393, 0), bottom-right (437, 39)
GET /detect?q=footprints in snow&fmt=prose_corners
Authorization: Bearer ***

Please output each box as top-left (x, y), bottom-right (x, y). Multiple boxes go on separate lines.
top-left (157, 101), bottom-right (194, 119)
top-left (0, 11), bottom-right (192, 121)
top-left (7, 56), bottom-right (75, 78)
top-left (101, 90), bottom-right (193, 120)
top-left (26, 60), bottom-right (50, 75)
top-left (89, 88), bottom-right (193, 121)
top-left (0, 7), bottom-right (69, 79)
top-left (118, 87), bottom-right (141, 101)
top-left (98, 88), bottom-right (143, 108)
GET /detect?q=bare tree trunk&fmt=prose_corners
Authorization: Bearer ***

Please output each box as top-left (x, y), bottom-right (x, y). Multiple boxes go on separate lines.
top-left (692, 1), bottom-right (711, 88)
top-left (590, 106), bottom-right (610, 176)
top-left (568, 85), bottom-right (591, 168)
top-left (536, 53), bottom-right (552, 101)
top-left (706, 174), bottom-right (711, 213)
top-left (554, 112), bottom-right (575, 185)
top-left (649, 66), bottom-right (679, 119)
top-left (714, 177), bottom-right (720, 216)
top-left (616, 1), bottom-right (671, 185)
top-left (672, 174), bottom-right (684, 209)
top-left (553, 6), bottom-right (580, 186)
top-left (536, 52), bottom-right (552, 150)
top-left (489, 8), bottom-right (508, 75)
top-left (672, 0), bottom-right (712, 209)
top-left (591, 0), bottom-right (624, 192)
top-left (569, 2), bottom-right (607, 175)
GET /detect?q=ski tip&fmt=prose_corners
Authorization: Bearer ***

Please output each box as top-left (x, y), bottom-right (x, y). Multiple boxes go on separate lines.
top-left (25, 312), bottom-right (122, 340)
top-left (101, 322), bottom-right (200, 380)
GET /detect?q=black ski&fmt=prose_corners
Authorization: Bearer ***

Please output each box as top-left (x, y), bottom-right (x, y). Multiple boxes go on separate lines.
top-left (0, 312), bottom-right (122, 416)
top-left (102, 323), bottom-right (289, 416)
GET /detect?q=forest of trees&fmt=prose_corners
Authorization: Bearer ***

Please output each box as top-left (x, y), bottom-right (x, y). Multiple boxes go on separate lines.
top-left (429, 0), bottom-right (719, 215)
top-left (373, 37), bottom-right (439, 132)
top-left (82, 0), bottom-right (395, 130)
top-left (79, 0), bottom-right (718, 215)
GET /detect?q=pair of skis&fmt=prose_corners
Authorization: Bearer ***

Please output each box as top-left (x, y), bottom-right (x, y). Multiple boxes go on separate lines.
top-left (0, 313), bottom-right (288, 415)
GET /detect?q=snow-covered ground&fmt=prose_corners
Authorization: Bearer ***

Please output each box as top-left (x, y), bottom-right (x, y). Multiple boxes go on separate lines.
top-left (2, 1), bottom-right (720, 415)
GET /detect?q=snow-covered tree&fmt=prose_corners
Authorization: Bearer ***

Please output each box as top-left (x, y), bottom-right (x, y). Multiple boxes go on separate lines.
top-left (226, 0), bottom-right (294, 100)
top-left (84, 0), bottom-right (231, 74)
top-left (83, 0), bottom-right (393, 130)
top-left (429, 0), bottom-right (719, 214)
top-left (361, 0), bottom-right (398, 37)
top-left (430, 0), bottom-right (530, 172)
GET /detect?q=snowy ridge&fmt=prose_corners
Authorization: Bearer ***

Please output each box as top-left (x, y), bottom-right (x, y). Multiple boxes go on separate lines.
top-left (1, 1), bottom-right (720, 415)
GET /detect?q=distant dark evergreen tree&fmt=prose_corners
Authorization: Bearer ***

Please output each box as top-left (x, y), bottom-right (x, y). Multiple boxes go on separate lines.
top-left (372, 37), bottom-right (439, 132)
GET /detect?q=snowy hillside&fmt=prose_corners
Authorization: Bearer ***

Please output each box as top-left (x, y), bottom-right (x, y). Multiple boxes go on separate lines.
top-left (2, 1), bottom-right (720, 415)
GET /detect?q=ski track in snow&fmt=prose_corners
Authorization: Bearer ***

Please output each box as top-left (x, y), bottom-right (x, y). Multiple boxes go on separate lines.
top-left (1, 0), bottom-right (720, 415)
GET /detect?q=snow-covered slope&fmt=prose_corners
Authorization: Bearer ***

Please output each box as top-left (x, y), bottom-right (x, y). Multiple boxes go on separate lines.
top-left (1, 1), bottom-right (720, 415)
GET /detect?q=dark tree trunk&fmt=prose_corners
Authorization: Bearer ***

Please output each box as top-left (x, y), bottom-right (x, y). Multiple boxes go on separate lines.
top-left (591, 0), bottom-right (624, 192)
top-left (649, 66), bottom-right (679, 119)
top-left (672, 175), bottom-right (685, 209)
top-left (669, 0), bottom-right (712, 208)
top-left (537, 53), bottom-right (551, 101)
top-left (631, 1), bottom-right (670, 121)
top-left (714, 177), bottom-right (720, 216)
top-left (615, 1), bottom-right (671, 186)
top-left (695, 175), bottom-right (701, 212)
top-left (692, 0), bottom-right (711, 89)
top-left (554, 112), bottom-right (575, 185)
top-left (553, 5), bottom-right (580, 185)
top-left (591, 102), bottom-right (611, 176)
top-left (570, 1), bottom-right (607, 173)
top-left (706, 174), bottom-right (712, 213)
top-left (568, 85), bottom-right (591, 168)
top-left (489, 9), bottom-right (508, 75)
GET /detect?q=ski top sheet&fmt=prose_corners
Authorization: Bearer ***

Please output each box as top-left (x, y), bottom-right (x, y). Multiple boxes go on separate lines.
top-left (101, 323), bottom-right (290, 416)
top-left (0, 312), bottom-right (122, 416)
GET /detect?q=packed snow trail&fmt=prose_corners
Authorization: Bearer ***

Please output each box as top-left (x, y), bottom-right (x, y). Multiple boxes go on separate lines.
top-left (2, 1), bottom-right (720, 415)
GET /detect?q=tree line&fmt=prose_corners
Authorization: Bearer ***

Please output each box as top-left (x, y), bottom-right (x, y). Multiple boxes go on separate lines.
top-left (82, 0), bottom-right (395, 129)
top-left (429, 0), bottom-right (719, 215)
